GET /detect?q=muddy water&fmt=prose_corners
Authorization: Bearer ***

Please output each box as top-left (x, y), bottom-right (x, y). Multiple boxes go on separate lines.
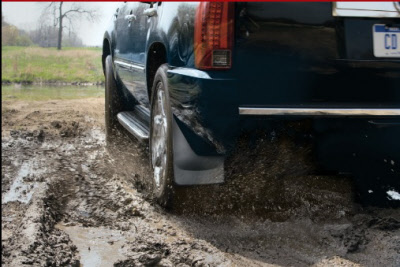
top-left (56, 224), bottom-right (135, 266)
top-left (2, 160), bottom-right (39, 204)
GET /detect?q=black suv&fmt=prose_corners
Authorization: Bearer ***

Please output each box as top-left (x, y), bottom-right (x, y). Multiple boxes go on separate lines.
top-left (103, 2), bottom-right (400, 207)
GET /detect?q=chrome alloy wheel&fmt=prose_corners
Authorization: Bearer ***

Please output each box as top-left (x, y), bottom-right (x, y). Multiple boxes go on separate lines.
top-left (151, 82), bottom-right (168, 188)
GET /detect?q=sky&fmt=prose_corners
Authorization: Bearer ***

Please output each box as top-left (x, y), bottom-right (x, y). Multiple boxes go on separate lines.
top-left (2, 2), bottom-right (121, 47)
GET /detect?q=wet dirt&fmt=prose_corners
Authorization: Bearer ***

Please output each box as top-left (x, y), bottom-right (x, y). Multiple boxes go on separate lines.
top-left (2, 98), bottom-right (400, 266)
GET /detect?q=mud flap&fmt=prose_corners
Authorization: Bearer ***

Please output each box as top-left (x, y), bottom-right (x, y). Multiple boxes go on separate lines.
top-left (172, 118), bottom-right (224, 185)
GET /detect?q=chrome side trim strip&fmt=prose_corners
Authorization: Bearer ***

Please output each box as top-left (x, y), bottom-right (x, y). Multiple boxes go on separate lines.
top-left (333, 2), bottom-right (400, 18)
top-left (114, 60), bottom-right (145, 72)
top-left (114, 60), bottom-right (130, 70)
top-left (130, 64), bottom-right (145, 72)
top-left (239, 108), bottom-right (400, 116)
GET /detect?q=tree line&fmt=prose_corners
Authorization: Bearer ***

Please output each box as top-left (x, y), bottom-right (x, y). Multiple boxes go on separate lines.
top-left (2, 2), bottom-right (99, 49)
top-left (2, 14), bottom-right (33, 47)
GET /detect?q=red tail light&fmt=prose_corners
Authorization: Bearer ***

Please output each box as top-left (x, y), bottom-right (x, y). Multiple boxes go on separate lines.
top-left (194, 2), bottom-right (234, 70)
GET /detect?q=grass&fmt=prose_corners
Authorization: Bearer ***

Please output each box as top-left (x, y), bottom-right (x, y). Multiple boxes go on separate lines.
top-left (1, 46), bottom-right (104, 84)
top-left (2, 84), bottom-right (104, 101)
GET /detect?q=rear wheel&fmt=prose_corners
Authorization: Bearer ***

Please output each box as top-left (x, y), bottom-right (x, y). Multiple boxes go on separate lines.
top-left (149, 64), bottom-right (175, 207)
top-left (105, 55), bottom-right (123, 142)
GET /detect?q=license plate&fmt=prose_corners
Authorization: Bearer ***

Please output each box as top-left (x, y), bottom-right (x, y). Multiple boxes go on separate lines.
top-left (373, 24), bottom-right (400, 58)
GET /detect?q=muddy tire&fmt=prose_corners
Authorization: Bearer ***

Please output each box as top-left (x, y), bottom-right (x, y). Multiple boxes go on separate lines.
top-left (149, 64), bottom-right (175, 207)
top-left (105, 55), bottom-right (123, 142)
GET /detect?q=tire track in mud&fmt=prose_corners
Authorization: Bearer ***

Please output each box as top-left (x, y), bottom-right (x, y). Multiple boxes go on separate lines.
top-left (1, 122), bottom-right (232, 266)
top-left (54, 131), bottom-right (233, 267)
top-left (2, 134), bottom-right (80, 266)
top-left (2, 99), bottom-right (400, 267)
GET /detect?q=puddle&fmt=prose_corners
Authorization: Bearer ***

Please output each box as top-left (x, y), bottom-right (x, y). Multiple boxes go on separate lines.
top-left (2, 160), bottom-right (40, 204)
top-left (56, 224), bottom-right (135, 267)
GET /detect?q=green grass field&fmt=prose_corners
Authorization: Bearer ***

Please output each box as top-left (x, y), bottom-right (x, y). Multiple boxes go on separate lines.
top-left (2, 46), bottom-right (104, 83)
top-left (2, 84), bottom-right (104, 101)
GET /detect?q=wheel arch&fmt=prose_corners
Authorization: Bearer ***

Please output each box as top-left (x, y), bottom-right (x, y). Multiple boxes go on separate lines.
top-left (146, 42), bottom-right (167, 100)
top-left (102, 36), bottom-right (112, 76)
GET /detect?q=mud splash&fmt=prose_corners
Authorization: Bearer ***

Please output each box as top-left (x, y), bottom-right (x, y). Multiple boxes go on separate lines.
top-left (2, 98), bottom-right (400, 267)
top-left (387, 190), bottom-right (400, 200)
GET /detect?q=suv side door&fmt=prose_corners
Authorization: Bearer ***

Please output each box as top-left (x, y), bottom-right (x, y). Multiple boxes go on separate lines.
top-left (114, 2), bottom-right (150, 106)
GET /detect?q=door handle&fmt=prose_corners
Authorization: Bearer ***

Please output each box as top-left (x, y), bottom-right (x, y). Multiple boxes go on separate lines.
top-left (143, 8), bottom-right (157, 17)
top-left (124, 14), bottom-right (136, 22)
top-left (114, 8), bottom-right (119, 20)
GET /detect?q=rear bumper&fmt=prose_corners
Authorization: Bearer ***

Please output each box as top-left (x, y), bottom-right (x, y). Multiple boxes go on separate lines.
top-left (239, 107), bottom-right (400, 116)
top-left (167, 66), bottom-right (400, 183)
top-left (167, 67), bottom-right (239, 155)
top-left (167, 66), bottom-right (400, 157)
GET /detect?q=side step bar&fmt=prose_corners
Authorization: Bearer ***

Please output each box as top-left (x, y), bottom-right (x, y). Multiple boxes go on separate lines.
top-left (117, 105), bottom-right (150, 141)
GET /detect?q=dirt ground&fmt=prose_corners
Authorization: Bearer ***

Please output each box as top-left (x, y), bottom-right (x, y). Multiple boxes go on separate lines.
top-left (2, 97), bottom-right (400, 267)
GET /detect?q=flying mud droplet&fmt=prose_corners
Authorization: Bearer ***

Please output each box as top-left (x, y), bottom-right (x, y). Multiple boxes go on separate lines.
top-left (387, 190), bottom-right (400, 200)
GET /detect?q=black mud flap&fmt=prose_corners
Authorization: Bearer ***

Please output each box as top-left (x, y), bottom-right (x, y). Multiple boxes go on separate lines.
top-left (172, 118), bottom-right (224, 186)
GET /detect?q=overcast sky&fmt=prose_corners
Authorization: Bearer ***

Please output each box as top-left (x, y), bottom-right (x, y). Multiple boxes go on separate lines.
top-left (2, 2), bottom-right (121, 47)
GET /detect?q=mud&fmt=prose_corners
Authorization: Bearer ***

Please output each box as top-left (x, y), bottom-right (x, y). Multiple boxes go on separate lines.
top-left (2, 98), bottom-right (400, 266)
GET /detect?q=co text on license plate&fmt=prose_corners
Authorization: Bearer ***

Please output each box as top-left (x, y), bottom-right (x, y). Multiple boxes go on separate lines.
top-left (373, 24), bottom-right (400, 58)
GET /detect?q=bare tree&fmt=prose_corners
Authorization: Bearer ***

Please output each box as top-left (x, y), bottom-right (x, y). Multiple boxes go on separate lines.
top-left (42, 2), bottom-right (99, 50)
top-left (2, 12), bottom-right (9, 27)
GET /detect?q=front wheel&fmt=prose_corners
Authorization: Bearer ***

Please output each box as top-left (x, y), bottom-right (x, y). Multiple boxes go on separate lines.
top-left (149, 64), bottom-right (175, 207)
top-left (105, 55), bottom-right (123, 142)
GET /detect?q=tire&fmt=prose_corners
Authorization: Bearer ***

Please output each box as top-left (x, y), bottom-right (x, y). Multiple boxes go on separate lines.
top-left (105, 55), bottom-right (123, 142)
top-left (149, 64), bottom-right (175, 207)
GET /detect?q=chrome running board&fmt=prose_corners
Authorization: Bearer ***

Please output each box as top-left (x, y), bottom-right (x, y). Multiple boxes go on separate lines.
top-left (117, 105), bottom-right (150, 141)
